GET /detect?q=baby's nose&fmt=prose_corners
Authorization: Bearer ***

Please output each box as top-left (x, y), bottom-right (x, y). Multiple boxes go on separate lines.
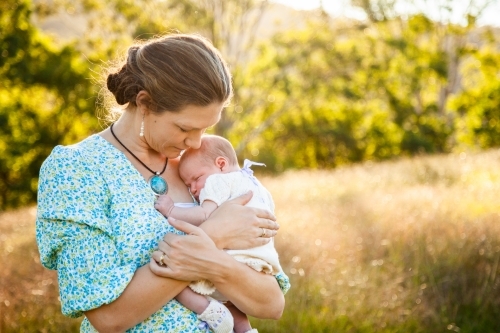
top-left (190, 185), bottom-right (197, 195)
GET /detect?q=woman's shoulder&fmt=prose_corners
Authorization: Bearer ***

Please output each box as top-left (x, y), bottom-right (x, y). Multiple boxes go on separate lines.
top-left (48, 134), bottom-right (109, 159)
top-left (42, 134), bottom-right (117, 170)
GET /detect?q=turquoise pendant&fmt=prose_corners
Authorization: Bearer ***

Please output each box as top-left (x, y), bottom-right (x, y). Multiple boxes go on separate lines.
top-left (149, 174), bottom-right (168, 195)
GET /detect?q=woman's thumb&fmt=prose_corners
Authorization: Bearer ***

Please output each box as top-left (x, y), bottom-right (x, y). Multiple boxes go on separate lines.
top-left (230, 191), bottom-right (253, 206)
top-left (168, 217), bottom-right (201, 235)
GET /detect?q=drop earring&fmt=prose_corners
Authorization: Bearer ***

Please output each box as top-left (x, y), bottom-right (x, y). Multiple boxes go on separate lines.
top-left (140, 115), bottom-right (144, 137)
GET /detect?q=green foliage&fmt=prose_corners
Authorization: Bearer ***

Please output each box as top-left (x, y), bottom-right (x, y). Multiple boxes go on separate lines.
top-left (0, 0), bottom-right (98, 209)
top-left (450, 45), bottom-right (500, 148)
top-left (231, 9), bottom-right (500, 170)
top-left (2, 0), bottom-right (500, 209)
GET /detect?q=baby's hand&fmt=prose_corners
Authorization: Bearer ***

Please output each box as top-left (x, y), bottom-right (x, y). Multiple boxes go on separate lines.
top-left (154, 195), bottom-right (175, 217)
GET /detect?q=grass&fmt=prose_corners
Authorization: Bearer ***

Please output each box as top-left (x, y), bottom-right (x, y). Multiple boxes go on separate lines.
top-left (2, 149), bottom-right (500, 332)
top-left (0, 207), bottom-right (82, 332)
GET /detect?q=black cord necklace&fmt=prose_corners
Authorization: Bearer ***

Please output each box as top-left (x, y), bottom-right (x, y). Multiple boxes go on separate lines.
top-left (110, 123), bottom-right (169, 195)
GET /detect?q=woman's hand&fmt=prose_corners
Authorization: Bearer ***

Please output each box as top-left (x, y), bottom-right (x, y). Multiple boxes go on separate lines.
top-left (200, 191), bottom-right (280, 250)
top-left (150, 218), bottom-right (226, 281)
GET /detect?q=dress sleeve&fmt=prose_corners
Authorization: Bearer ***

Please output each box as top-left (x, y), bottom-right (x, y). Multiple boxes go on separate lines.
top-left (36, 146), bottom-right (136, 318)
top-left (275, 271), bottom-right (291, 295)
top-left (198, 174), bottom-right (233, 206)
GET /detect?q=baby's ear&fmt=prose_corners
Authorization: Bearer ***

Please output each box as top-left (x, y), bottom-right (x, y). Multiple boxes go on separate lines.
top-left (215, 156), bottom-right (227, 171)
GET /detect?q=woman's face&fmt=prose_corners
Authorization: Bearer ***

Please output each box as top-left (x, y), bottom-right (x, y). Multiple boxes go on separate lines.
top-left (144, 103), bottom-right (223, 159)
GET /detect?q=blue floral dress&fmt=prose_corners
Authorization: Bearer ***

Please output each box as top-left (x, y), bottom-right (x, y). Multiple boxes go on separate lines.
top-left (36, 135), bottom-right (290, 332)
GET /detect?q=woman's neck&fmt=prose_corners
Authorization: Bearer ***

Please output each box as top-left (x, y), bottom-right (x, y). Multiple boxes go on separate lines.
top-left (112, 110), bottom-right (163, 165)
top-left (100, 110), bottom-right (166, 177)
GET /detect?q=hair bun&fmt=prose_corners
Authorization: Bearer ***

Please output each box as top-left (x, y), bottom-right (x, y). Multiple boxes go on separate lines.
top-left (106, 66), bottom-right (128, 105)
top-left (106, 73), bottom-right (118, 93)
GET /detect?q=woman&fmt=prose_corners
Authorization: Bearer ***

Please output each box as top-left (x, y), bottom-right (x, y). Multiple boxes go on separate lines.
top-left (36, 34), bottom-right (290, 332)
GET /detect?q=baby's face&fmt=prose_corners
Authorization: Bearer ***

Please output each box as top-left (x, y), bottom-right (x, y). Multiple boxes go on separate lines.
top-left (179, 155), bottom-right (221, 201)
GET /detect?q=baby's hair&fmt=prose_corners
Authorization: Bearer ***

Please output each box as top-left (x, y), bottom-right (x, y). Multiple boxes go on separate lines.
top-left (181, 134), bottom-right (238, 167)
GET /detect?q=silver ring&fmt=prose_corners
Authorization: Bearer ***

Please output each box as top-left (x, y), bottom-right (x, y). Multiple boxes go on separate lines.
top-left (159, 253), bottom-right (166, 266)
top-left (260, 228), bottom-right (266, 237)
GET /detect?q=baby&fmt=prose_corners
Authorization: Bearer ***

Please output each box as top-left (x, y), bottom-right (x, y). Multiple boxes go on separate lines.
top-left (155, 134), bottom-right (282, 333)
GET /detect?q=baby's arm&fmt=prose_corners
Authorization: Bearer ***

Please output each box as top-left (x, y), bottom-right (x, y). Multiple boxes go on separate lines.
top-left (155, 195), bottom-right (218, 226)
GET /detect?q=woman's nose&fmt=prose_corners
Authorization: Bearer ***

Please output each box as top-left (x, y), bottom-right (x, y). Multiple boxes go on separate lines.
top-left (185, 132), bottom-right (202, 150)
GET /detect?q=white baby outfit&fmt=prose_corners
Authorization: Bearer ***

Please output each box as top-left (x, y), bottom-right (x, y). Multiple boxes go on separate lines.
top-left (189, 160), bottom-right (282, 297)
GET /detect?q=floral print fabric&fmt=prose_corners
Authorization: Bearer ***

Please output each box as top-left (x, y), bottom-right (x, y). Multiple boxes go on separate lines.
top-left (36, 135), bottom-right (290, 332)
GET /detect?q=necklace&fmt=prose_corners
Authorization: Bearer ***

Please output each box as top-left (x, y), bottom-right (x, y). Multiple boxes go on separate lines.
top-left (110, 123), bottom-right (169, 195)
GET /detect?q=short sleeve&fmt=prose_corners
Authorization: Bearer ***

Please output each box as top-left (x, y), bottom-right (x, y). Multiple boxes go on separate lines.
top-left (36, 146), bottom-right (136, 318)
top-left (275, 271), bottom-right (291, 295)
top-left (199, 174), bottom-right (233, 206)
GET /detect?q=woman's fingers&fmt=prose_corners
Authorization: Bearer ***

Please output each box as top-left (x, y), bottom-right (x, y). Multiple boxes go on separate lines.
top-left (255, 216), bottom-right (279, 230)
top-left (257, 227), bottom-right (277, 238)
top-left (201, 194), bottom-right (279, 249)
top-left (253, 236), bottom-right (273, 246)
top-left (227, 191), bottom-right (253, 206)
top-left (252, 207), bottom-right (276, 222)
top-left (151, 221), bottom-right (221, 280)
top-left (151, 250), bottom-right (168, 265)
top-left (167, 217), bottom-right (204, 236)
top-left (149, 258), bottom-right (175, 277)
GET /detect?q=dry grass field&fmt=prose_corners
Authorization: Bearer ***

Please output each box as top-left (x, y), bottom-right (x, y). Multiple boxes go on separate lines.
top-left (2, 149), bottom-right (500, 332)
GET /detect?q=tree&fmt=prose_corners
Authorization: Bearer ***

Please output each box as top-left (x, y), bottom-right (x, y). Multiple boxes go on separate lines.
top-left (0, 0), bottom-right (98, 209)
top-left (46, 0), bottom-right (275, 136)
top-left (450, 31), bottom-right (500, 148)
top-left (228, 1), bottom-right (500, 169)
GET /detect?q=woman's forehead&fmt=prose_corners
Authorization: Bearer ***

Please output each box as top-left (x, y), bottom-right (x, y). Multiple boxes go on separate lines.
top-left (173, 103), bottom-right (222, 128)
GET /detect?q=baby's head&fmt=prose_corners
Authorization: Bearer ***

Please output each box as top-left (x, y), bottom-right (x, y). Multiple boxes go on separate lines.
top-left (179, 135), bottom-right (239, 200)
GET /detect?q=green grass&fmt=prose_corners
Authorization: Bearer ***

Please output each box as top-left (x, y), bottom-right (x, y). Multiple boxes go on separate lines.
top-left (2, 149), bottom-right (500, 332)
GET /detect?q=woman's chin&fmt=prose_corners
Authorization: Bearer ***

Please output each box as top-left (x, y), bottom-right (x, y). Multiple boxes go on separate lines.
top-left (165, 149), bottom-right (184, 159)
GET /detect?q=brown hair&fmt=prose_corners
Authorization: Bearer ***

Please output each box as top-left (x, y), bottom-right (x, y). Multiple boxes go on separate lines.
top-left (181, 134), bottom-right (239, 167)
top-left (104, 34), bottom-right (233, 115)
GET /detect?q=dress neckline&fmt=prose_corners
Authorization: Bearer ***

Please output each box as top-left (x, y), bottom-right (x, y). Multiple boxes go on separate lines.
top-left (92, 134), bottom-right (196, 204)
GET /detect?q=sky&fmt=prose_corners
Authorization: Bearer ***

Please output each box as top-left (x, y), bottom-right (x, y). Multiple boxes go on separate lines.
top-left (271, 0), bottom-right (500, 27)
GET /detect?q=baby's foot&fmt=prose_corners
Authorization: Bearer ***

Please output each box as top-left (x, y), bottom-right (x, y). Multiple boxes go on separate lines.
top-left (244, 329), bottom-right (258, 333)
top-left (197, 299), bottom-right (234, 333)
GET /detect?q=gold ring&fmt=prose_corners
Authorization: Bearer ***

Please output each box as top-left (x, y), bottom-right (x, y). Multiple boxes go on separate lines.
top-left (159, 253), bottom-right (165, 266)
top-left (260, 228), bottom-right (266, 237)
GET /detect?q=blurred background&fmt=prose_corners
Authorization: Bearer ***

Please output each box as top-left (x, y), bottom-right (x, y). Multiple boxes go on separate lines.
top-left (1, 0), bottom-right (500, 332)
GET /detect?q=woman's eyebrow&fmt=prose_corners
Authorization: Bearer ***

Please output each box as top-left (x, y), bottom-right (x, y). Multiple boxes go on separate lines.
top-left (179, 124), bottom-right (204, 131)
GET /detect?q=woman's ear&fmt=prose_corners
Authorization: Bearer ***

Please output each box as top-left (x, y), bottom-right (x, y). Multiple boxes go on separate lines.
top-left (215, 156), bottom-right (228, 171)
top-left (136, 90), bottom-right (153, 115)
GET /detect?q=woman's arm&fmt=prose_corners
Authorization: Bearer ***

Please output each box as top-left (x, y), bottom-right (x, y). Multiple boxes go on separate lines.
top-left (150, 217), bottom-right (285, 319)
top-left (85, 194), bottom-right (273, 330)
top-left (212, 254), bottom-right (285, 319)
top-left (84, 266), bottom-right (188, 333)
